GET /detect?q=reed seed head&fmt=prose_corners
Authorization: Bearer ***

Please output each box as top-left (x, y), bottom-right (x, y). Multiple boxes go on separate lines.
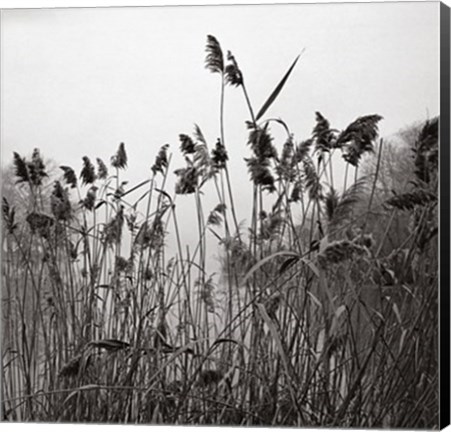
top-left (318, 239), bottom-right (367, 266)
top-left (80, 156), bottom-right (97, 185)
top-left (51, 181), bottom-right (72, 221)
top-left (111, 142), bottom-right (128, 169)
top-left (152, 144), bottom-right (169, 175)
top-left (96, 158), bottom-right (109, 179)
top-left (225, 51), bottom-right (243, 86)
top-left (60, 166), bottom-right (78, 188)
top-left (205, 35), bottom-right (224, 74)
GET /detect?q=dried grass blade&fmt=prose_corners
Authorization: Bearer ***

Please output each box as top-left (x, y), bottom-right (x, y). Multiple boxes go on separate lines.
top-left (62, 384), bottom-right (100, 407)
top-left (257, 303), bottom-right (303, 420)
top-left (255, 50), bottom-right (304, 121)
top-left (242, 251), bottom-right (299, 285)
top-left (257, 303), bottom-right (289, 371)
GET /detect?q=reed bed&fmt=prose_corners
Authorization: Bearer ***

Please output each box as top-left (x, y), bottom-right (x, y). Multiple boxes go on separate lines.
top-left (1, 36), bottom-right (438, 427)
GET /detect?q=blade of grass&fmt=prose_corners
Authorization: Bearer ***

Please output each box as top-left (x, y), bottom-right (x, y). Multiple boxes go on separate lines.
top-left (255, 49), bottom-right (305, 122)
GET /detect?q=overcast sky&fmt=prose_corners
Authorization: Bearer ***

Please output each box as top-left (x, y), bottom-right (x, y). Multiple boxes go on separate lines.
top-left (1, 2), bottom-right (440, 264)
top-left (2, 2), bottom-right (439, 163)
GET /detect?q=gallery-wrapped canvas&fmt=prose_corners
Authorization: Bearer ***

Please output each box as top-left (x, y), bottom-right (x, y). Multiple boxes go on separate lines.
top-left (1, 1), bottom-right (450, 429)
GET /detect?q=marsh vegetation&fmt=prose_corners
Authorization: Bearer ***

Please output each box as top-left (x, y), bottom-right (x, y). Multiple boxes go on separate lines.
top-left (1, 36), bottom-right (439, 427)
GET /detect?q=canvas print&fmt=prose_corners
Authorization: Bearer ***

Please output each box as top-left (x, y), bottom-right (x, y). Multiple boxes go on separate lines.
top-left (1, 2), bottom-right (447, 428)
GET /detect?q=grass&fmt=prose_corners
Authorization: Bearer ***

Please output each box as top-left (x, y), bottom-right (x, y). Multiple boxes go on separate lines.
top-left (1, 36), bottom-right (439, 427)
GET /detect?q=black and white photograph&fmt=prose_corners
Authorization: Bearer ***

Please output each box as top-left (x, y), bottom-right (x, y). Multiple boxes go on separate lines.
top-left (1, 0), bottom-right (449, 428)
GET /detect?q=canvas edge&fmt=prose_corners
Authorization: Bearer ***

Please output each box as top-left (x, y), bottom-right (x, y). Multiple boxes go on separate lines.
top-left (440, 1), bottom-right (451, 430)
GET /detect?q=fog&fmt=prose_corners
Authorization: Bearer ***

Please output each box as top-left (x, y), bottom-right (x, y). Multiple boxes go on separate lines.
top-left (1, 2), bottom-right (439, 271)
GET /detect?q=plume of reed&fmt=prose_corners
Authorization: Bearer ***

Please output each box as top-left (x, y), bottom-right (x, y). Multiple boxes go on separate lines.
top-left (207, 203), bottom-right (227, 226)
top-left (113, 181), bottom-right (127, 201)
top-left (205, 35), bottom-right (224, 74)
top-left (225, 51), bottom-right (243, 87)
top-left (60, 166), bottom-right (78, 188)
top-left (338, 114), bottom-right (383, 166)
top-left (220, 234), bottom-right (253, 271)
top-left (96, 158), bottom-right (109, 179)
top-left (104, 205), bottom-right (124, 245)
top-left (135, 210), bottom-right (167, 252)
top-left (50, 181), bottom-right (72, 221)
top-left (2, 198), bottom-right (17, 233)
top-left (248, 124), bottom-right (277, 160)
top-left (326, 178), bottom-right (367, 231)
top-left (211, 138), bottom-right (228, 169)
top-left (313, 112), bottom-right (335, 153)
top-left (111, 142), bottom-right (128, 169)
top-left (303, 157), bottom-right (322, 200)
top-left (80, 156), bottom-right (97, 185)
top-left (318, 239), bottom-right (367, 266)
top-left (195, 275), bottom-right (216, 313)
top-left (126, 211), bottom-right (137, 232)
top-left (244, 123), bottom-right (278, 191)
top-left (81, 186), bottom-right (98, 211)
top-left (151, 144), bottom-right (169, 175)
top-left (115, 256), bottom-right (130, 274)
top-left (259, 211), bottom-right (285, 241)
top-left (276, 136), bottom-right (296, 181)
top-left (245, 157), bottom-right (276, 192)
top-left (148, 216), bottom-right (166, 251)
top-left (174, 165), bottom-right (198, 195)
top-left (28, 148), bottom-right (48, 186)
top-left (324, 187), bottom-right (340, 222)
top-left (290, 179), bottom-right (303, 203)
top-left (179, 134), bottom-right (196, 155)
top-left (386, 190), bottom-right (437, 211)
top-left (193, 124), bottom-right (207, 145)
top-left (12, 152), bottom-right (30, 183)
top-left (193, 142), bottom-right (213, 181)
top-left (26, 212), bottom-right (54, 238)
top-left (293, 139), bottom-right (313, 164)
top-left (413, 117), bottom-right (438, 185)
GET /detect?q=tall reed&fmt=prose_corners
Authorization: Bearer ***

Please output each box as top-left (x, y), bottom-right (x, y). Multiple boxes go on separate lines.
top-left (1, 37), bottom-right (438, 427)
